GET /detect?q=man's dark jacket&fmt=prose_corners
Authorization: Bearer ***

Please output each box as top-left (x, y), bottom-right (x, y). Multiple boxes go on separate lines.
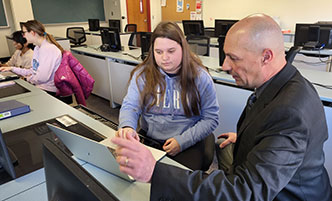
top-left (150, 64), bottom-right (332, 201)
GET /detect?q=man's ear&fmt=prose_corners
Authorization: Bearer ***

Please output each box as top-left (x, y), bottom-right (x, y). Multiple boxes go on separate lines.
top-left (262, 49), bottom-right (273, 64)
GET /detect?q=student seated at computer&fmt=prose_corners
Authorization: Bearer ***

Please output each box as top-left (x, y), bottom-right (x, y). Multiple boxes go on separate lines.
top-left (117, 21), bottom-right (219, 170)
top-left (0, 20), bottom-right (63, 96)
top-left (0, 31), bottom-right (33, 69)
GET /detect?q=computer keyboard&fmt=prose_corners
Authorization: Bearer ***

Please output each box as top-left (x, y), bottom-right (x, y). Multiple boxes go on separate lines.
top-left (74, 105), bottom-right (118, 131)
top-left (34, 123), bottom-right (51, 136)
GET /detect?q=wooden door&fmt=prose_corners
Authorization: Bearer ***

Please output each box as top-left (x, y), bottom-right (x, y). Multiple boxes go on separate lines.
top-left (126, 0), bottom-right (151, 32)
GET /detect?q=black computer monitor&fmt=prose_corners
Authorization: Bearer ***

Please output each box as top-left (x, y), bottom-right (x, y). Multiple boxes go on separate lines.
top-left (109, 19), bottom-right (121, 33)
top-left (88, 19), bottom-right (100, 31)
top-left (0, 128), bottom-right (16, 181)
top-left (42, 139), bottom-right (119, 201)
top-left (182, 20), bottom-right (205, 36)
top-left (140, 32), bottom-right (152, 60)
top-left (100, 28), bottom-right (122, 52)
top-left (214, 19), bottom-right (238, 37)
top-left (294, 23), bottom-right (332, 49)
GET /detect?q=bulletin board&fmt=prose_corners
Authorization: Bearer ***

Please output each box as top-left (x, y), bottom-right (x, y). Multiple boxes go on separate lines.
top-left (162, 0), bottom-right (196, 22)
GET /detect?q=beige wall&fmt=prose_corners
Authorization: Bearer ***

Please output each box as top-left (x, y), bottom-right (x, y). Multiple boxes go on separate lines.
top-left (0, 0), bottom-right (14, 58)
top-left (203, 0), bottom-right (332, 31)
top-left (150, 0), bottom-right (162, 30)
top-left (0, 0), bottom-right (111, 58)
top-left (0, 0), bottom-right (161, 58)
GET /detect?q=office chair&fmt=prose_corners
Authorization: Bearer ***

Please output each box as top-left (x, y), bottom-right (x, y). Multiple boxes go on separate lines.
top-left (201, 133), bottom-right (216, 171)
top-left (218, 35), bottom-right (226, 67)
top-left (66, 27), bottom-right (87, 47)
top-left (186, 35), bottom-right (211, 56)
top-left (168, 133), bottom-right (216, 171)
top-left (124, 24), bottom-right (137, 33)
top-left (128, 32), bottom-right (142, 49)
top-left (286, 46), bottom-right (302, 64)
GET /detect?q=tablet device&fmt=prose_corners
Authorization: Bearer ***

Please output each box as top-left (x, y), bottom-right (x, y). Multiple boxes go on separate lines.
top-left (47, 123), bottom-right (166, 182)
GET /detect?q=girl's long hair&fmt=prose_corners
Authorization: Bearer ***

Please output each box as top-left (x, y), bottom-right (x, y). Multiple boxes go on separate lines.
top-left (22, 20), bottom-right (64, 53)
top-left (131, 21), bottom-right (206, 117)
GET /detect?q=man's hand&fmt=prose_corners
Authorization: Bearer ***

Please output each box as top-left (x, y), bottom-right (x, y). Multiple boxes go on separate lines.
top-left (217, 132), bottom-right (237, 148)
top-left (111, 134), bottom-right (156, 183)
top-left (115, 127), bottom-right (140, 141)
top-left (163, 138), bottom-right (181, 156)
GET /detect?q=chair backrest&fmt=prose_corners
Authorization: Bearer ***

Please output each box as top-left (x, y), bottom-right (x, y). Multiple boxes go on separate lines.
top-left (201, 133), bottom-right (215, 171)
top-left (124, 24), bottom-right (137, 33)
top-left (286, 46), bottom-right (302, 64)
top-left (140, 32), bottom-right (152, 60)
top-left (128, 32), bottom-right (142, 48)
top-left (218, 35), bottom-right (226, 67)
top-left (186, 35), bottom-right (210, 56)
top-left (66, 27), bottom-right (86, 46)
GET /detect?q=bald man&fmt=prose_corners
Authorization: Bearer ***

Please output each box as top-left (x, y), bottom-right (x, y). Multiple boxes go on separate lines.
top-left (112, 14), bottom-right (332, 201)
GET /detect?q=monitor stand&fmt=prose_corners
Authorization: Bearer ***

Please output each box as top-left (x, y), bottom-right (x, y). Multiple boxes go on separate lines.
top-left (303, 41), bottom-right (320, 50)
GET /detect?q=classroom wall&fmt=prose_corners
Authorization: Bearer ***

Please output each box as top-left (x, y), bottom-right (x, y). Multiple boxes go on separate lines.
top-left (203, 0), bottom-right (332, 31)
top-left (0, 0), bottom-right (14, 58)
top-left (0, 0), bottom-right (117, 58)
top-left (3, 0), bottom-right (332, 58)
top-left (150, 0), bottom-right (162, 30)
top-left (0, 0), bottom-right (161, 58)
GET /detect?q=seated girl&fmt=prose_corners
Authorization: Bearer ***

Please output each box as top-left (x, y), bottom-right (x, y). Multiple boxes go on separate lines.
top-left (0, 20), bottom-right (63, 95)
top-left (1, 31), bottom-right (33, 69)
top-left (117, 21), bottom-right (219, 170)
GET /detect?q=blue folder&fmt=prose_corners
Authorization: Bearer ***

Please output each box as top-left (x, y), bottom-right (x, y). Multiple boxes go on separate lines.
top-left (0, 100), bottom-right (30, 120)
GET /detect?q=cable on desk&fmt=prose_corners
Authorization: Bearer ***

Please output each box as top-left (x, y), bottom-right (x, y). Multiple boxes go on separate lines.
top-left (86, 46), bottom-right (100, 51)
top-left (317, 45), bottom-right (332, 64)
top-left (122, 52), bottom-right (141, 60)
top-left (294, 45), bottom-right (332, 65)
top-left (206, 66), bottom-right (223, 73)
top-left (312, 82), bottom-right (332, 90)
top-left (293, 59), bottom-right (331, 65)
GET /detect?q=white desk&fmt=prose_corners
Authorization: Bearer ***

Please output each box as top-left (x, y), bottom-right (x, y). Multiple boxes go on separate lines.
top-left (0, 79), bottom-right (46, 102)
top-left (54, 37), bottom-right (71, 51)
top-left (0, 80), bottom-right (186, 201)
top-left (72, 46), bottom-right (141, 107)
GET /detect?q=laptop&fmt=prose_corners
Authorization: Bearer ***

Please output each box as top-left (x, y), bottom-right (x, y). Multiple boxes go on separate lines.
top-left (46, 123), bottom-right (166, 182)
top-left (0, 71), bottom-right (19, 82)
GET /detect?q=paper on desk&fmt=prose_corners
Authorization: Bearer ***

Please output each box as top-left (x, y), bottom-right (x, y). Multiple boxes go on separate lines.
top-left (100, 138), bottom-right (166, 162)
top-left (0, 81), bottom-right (15, 88)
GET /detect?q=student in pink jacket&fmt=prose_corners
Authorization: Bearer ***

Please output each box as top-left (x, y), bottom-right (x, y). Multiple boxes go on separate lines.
top-left (0, 20), bottom-right (63, 95)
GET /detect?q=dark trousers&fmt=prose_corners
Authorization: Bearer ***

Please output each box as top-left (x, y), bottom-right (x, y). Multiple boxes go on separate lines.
top-left (138, 130), bottom-right (214, 171)
top-left (45, 91), bottom-right (73, 104)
